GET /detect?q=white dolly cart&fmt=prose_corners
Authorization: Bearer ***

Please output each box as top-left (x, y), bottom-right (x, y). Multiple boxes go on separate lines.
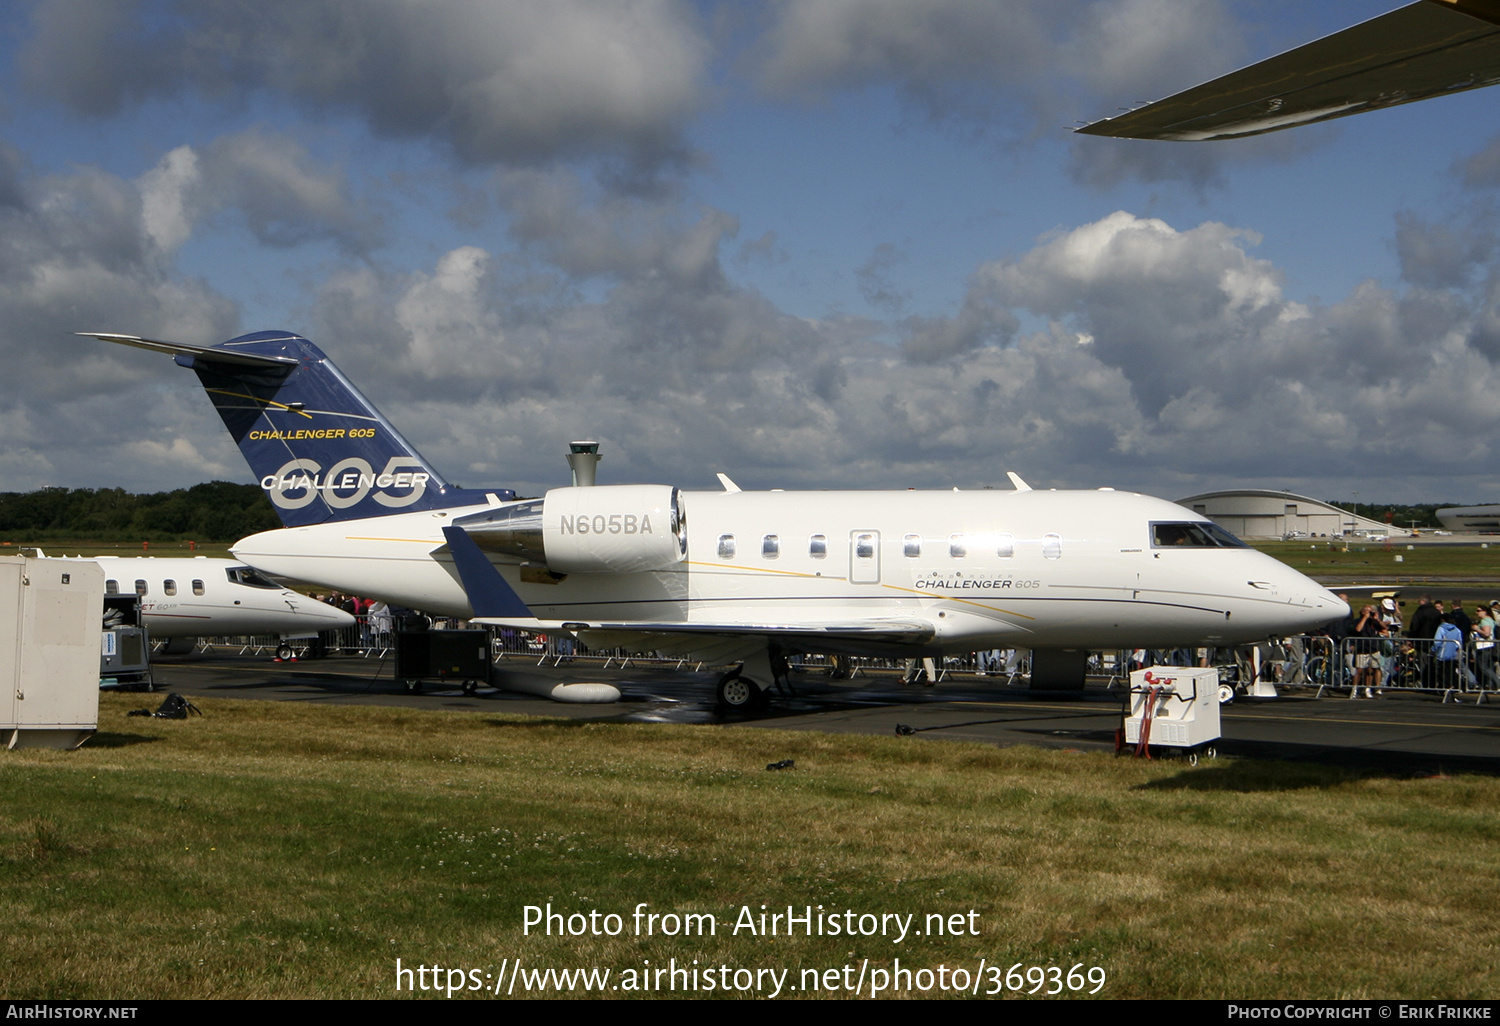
top-left (1122, 666), bottom-right (1221, 764)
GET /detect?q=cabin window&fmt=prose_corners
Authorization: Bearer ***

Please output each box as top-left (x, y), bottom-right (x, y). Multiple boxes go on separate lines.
top-left (135, 579), bottom-right (148, 596)
top-left (163, 580), bottom-right (177, 596)
top-left (1150, 522), bottom-right (1246, 549)
top-left (809, 534), bottom-right (827, 558)
top-left (854, 533), bottom-right (876, 560)
top-left (996, 533), bottom-right (1015, 558)
top-left (762, 534), bottom-right (779, 559)
top-left (949, 533), bottom-right (967, 559)
top-left (1042, 533), bottom-right (1062, 560)
top-left (105, 579), bottom-right (118, 595)
top-left (192, 579), bottom-right (205, 596)
top-left (717, 534), bottom-right (736, 559)
top-left (903, 534), bottom-right (922, 558)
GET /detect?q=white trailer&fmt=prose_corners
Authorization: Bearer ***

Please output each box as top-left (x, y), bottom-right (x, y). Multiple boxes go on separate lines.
top-left (0, 555), bottom-right (105, 749)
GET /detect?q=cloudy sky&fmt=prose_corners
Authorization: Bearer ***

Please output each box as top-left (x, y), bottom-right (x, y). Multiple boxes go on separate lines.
top-left (2, 0), bottom-right (1498, 506)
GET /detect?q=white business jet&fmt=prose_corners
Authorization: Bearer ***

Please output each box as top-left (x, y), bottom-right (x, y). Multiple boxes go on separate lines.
top-left (78, 555), bottom-right (354, 658)
top-left (83, 331), bottom-right (1346, 707)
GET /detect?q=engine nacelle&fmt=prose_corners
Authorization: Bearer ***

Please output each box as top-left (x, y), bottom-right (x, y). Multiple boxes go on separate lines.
top-left (542, 485), bottom-right (685, 573)
top-left (458, 484), bottom-right (685, 574)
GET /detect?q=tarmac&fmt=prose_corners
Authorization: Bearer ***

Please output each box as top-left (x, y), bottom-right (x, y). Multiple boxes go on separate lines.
top-left (131, 651), bottom-right (1500, 777)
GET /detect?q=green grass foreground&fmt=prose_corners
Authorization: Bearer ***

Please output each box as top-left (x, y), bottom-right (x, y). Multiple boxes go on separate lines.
top-left (2, 695), bottom-right (1497, 1000)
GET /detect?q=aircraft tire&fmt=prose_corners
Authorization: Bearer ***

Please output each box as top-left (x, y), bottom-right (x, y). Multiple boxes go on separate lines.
top-left (276, 644), bottom-right (294, 661)
top-left (716, 670), bottom-right (759, 711)
top-left (404, 679), bottom-right (424, 694)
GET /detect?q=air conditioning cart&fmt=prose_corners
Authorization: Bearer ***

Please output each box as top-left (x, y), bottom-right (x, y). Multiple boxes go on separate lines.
top-left (1123, 666), bottom-right (1221, 764)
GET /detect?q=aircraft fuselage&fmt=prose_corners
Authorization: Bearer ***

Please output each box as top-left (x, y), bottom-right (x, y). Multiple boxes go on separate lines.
top-left (232, 487), bottom-right (1343, 654)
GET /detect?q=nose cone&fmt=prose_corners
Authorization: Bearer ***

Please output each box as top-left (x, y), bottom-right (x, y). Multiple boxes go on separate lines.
top-left (292, 597), bottom-right (357, 629)
top-left (1286, 575), bottom-right (1349, 632)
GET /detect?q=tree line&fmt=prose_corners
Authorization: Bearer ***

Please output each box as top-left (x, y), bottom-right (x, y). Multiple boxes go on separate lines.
top-left (0, 482), bottom-right (281, 542)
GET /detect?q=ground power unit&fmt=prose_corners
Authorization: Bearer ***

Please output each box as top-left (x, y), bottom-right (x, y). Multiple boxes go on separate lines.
top-left (1124, 666), bottom-right (1221, 759)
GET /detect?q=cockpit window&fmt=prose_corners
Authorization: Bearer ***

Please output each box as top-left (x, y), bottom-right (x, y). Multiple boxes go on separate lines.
top-left (226, 566), bottom-right (281, 589)
top-left (1151, 522), bottom-right (1246, 549)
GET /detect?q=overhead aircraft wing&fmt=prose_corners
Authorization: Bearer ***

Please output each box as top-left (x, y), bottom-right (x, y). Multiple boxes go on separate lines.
top-left (1076, 0), bottom-right (1500, 140)
top-left (78, 332), bottom-right (300, 369)
top-left (440, 526), bottom-right (938, 650)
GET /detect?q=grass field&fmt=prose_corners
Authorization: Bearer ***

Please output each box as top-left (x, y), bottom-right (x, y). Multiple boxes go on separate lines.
top-left (1251, 540), bottom-right (1500, 583)
top-left (1, 694), bottom-right (1496, 1000)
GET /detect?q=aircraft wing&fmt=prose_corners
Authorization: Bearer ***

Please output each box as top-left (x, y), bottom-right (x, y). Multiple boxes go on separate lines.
top-left (441, 526), bottom-right (937, 653)
top-left (1076, 0), bottom-right (1500, 140)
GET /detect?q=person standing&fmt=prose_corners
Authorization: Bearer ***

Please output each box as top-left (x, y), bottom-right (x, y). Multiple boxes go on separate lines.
top-left (1407, 594), bottom-right (1441, 687)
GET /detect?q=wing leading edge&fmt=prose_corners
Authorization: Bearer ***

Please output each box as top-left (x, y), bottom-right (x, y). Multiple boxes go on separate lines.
top-left (1077, 0), bottom-right (1500, 140)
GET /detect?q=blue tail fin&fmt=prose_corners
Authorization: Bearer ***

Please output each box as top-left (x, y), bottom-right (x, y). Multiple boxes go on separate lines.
top-left (85, 330), bottom-right (513, 527)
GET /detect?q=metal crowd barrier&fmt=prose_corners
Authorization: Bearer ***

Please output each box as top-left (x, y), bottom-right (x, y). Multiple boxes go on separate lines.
top-left (1326, 635), bottom-right (1498, 703)
top-left (180, 615), bottom-right (1492, 703)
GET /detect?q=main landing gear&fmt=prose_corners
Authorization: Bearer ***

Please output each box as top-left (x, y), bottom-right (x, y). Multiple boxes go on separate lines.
top-left (715, 668), bottom-right (761, 710)
top-left (715, 646), bottom-right (791, 712)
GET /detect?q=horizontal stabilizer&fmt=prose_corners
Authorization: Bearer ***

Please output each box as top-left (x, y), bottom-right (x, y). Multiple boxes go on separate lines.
top-left (79, 332), bottom-right (299, 369)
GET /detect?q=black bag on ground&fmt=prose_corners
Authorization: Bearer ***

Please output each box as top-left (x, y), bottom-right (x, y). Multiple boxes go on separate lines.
top-left (152, 693), bottom-right (202, 719)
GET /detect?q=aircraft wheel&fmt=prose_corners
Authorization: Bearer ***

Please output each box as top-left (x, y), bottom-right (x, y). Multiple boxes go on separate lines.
top-left (716, 670), bottom-right (758, 710)
top-left (1218, 682), bottom-right (1236, 705)
top-left (276, 644), bottom-right (294, 661)
top-left (404, 679), bottom-right (423, 694)
top-left (462, 680), bottom-right (478, 695)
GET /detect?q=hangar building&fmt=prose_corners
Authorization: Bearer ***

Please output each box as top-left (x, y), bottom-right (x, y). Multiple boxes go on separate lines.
top-left (1435, 505), bottom-right (1500, 533)
top-left (1175, 489), bottom-right (1410, 540)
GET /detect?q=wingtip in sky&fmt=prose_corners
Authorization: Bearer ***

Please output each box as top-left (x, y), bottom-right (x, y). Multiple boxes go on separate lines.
top-left (1076, 0), bottom-right (1500, 141)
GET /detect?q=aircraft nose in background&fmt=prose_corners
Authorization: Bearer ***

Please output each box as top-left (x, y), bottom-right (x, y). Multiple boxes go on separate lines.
top-left (292, 597), bottom-right (357, 629)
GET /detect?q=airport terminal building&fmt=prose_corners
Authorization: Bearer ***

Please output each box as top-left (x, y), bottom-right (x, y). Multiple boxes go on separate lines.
top-left (1175, 489), bottom-right (1409, 540)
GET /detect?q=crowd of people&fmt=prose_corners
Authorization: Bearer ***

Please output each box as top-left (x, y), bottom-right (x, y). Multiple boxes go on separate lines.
top-left (1324, 593), bottom-right (1497, 696)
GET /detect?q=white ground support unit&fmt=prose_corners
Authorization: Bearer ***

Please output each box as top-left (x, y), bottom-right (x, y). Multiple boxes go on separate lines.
top-left (1124, 666), bottom-right (1222, 758)
top-left (0, 555), bottom-right (105, 750)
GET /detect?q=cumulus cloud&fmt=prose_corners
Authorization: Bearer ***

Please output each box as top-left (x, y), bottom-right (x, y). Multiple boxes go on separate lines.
top-left (0, 153), bottom-right (241, 490)
top-left (1395, 211), bottom-right (1497, 290)
top-left (752, 0), bottom-right (1303, 188)
top-left (247, 205), bottom-right (1498, 502)
top-left (19, 0), bottom-right (710, 174)
top-left (136, 130), bottom-right (381, 255)
top-left (756, 0), bottom-right (1051, 123)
